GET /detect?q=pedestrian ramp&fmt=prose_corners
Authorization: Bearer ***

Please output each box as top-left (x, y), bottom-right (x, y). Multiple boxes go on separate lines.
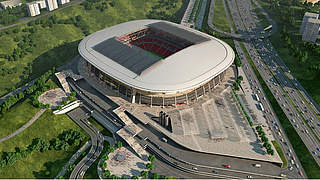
top-left (117, 128), bottom-right (148, 158)
top-left (114, 107), bottom-right (147, 158)
top-left (113, 107), bottom-right (142, 136)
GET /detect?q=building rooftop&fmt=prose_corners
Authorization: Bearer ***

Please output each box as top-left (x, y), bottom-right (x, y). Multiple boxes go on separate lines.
top-left (0, 0), bottom-right (21, 8)
top-left (79, 20), bottom-right (234, 93)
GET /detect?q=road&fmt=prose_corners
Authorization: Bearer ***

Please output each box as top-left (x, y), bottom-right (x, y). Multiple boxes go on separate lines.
top-left (224, 0), bottom-right (307, 177)
top-left (208, 0), bottom-right (277, 40)
top-left (234, 0), bottom-right (320, 166)
top-left (222, 0), bottom-right (320, 176)
top-left (68, 106), bottom-right (104, 179)
top-left (0, 0), bottom-right (85, 31)
top-left (211, 0), bottom-right (305, 178)
top-left (133, 119), bottom-right (283, 179)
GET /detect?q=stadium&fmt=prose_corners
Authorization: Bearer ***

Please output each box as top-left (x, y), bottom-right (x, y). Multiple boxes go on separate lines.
top-left (78, 20), bottom-right (235, 106)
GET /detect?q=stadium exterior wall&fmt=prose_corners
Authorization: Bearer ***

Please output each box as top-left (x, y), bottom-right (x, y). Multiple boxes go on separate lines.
top-left (82, 58), bottom-right (228, 106)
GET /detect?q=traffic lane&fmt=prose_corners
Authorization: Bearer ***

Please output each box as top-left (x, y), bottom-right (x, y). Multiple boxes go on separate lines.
top-left (228, 3), bottom-right (304, 176)
top-left (244, 41), bottom-right (320, 166)
top-left (136, 123), bottom-right (282, 177)
top-left (143, 138), bottom-right (243, 179)
top-left (235, 43), bottom-right (302, 178)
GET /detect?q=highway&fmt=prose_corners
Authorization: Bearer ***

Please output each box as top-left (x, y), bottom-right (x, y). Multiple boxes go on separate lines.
top-left (129, 115), bottom-right (284, 179)
top-left (234, 0), bottom-right (320, 166)
top-left (220, 0), bottom-right (320, 176)
top-left (210, 0), bottom-right (305, 177)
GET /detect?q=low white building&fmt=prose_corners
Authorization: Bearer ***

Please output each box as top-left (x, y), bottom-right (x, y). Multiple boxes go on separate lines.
top-left (0, 0), bottom-right (22, 10)
top-left (45, 0), bottom-right (58, 11)
top-left (57, 0), bottom-right (70, 5)
top-left (26, 2), bottom-right (40, 17)
top-left (36, 0), bottom-right (46, 9)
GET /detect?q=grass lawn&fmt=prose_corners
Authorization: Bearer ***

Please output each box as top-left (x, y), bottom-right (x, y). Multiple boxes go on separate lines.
top-left (0, 110), bottom-right (89, 178)
top-left (0, 0), bottom-right (187, 97)
top-left (239, 41), bottom-right (320, 178)
top-left (213, 0), bottom-right (230, 33)
top-left (0, 98), bottom-right (40, 138)
top-left (272, 140), bottom-right (287, 168)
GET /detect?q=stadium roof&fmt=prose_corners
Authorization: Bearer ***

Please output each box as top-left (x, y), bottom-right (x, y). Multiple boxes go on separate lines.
top-left (93, 38), bottom-right (162, 75)
top-left (147, 21), bottom-right (210, 44)
top-left (79, 20), bottom-right (235, 94)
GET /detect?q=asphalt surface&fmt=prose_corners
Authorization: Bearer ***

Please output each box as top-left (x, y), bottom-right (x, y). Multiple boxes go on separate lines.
top-left (235, 0), bottom-right (320, 166)
top-left (67, 105), bottom-right (104, 179)
top-left (221, 0), bottom-right (320, 177)
top-left (223, 0), bottom-right (306, 177)
top-left (131, 116), bottom-right (283, 179)
top-left (208, 0), bottom-right (277, 40)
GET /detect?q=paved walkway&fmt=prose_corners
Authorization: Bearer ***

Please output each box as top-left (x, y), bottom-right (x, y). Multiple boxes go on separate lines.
top-left (0, 78), bottom-right (38, 105)
top-left (0, 108), bottom-right (46, 143)
top-left (55, 140), bottom-right (92, 179)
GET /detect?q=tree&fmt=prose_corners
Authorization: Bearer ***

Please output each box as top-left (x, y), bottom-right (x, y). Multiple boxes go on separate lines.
top-left (115, 141), bottom-right (123, 149)
top-left (233, 82), bottom-right (240, 91)
top-left (237, 76), bottom-right (243, 82)
top-left (152, 173), bottom-right (159, 179)
top-left (141, 171), bottom-right (149, 178)
top-left (146, 163), bottom-right (154, 170)
top-left (103, 170), bottom-right (111, 178)
top-left (131, 175), bottom-right (139, 179)
top-left (107, 146), bottom-right (115, 153)
top-left (101, 161), bottom-right (107, 169)
top-left (148, 155), bottom-right (155, 163)
top-left (261, 135), bottom-right (268, 143)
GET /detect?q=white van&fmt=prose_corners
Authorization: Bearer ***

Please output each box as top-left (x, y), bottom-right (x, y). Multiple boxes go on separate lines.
top-left (254, 164), bottom-right (261, 168)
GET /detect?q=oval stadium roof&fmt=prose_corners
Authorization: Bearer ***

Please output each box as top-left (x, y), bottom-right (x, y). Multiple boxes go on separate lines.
top-left (78, 20), bottom-right (235, 94)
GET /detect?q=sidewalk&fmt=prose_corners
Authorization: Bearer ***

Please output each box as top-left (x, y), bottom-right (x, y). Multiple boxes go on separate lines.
top-left (0, 108), bottom-right (46, 143)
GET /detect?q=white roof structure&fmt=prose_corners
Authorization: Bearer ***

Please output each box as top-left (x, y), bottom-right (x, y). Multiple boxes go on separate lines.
top-left (79, 20), bottom-right (235, 94)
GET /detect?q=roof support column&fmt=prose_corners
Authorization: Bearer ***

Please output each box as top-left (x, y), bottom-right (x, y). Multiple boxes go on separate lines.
top-left (150, 97), bottom-right (152, 107)
top-left (208, 80), bottom-right (211, 92)
top-left (186, 94), bottom-right (189, 105)
top-left (131, 89), bottom-right (136, 104)
top-left (202, 86), bottom-right (205, 95)
top-left (174, 96), bottom-right (177, 107)
top-left (162, 96), bottom-right (165, 108)
top-left (195, 89), bottom-right (198, 100)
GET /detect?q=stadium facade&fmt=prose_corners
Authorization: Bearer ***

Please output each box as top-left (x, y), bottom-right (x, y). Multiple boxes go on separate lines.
top-left (78, 20), bottom-right (235, 106)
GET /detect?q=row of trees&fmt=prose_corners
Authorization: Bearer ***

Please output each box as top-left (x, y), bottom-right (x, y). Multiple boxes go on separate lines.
top-left (27, 14), bottom-right (90, 36)
top-left (81, 0), bottom-right (115, 12)
top-left (0, 69), bottom-right (54, 114)
top-left (0, 129), bottom-right (85, 168)
top-left (280, 27), bottom-right (308, 64)
top-left (0, 5), bottom-right (27, 25)
top-left (234, 54), bottom-right (242, 67)
top-left (147, 0), bottom-right (179, 23)
top-left (256, 125), bottom-right (274, 155)
top-left (233, 75), bottom-right (243, 91)
top-left (0, 26), bottom-right (37, 62)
